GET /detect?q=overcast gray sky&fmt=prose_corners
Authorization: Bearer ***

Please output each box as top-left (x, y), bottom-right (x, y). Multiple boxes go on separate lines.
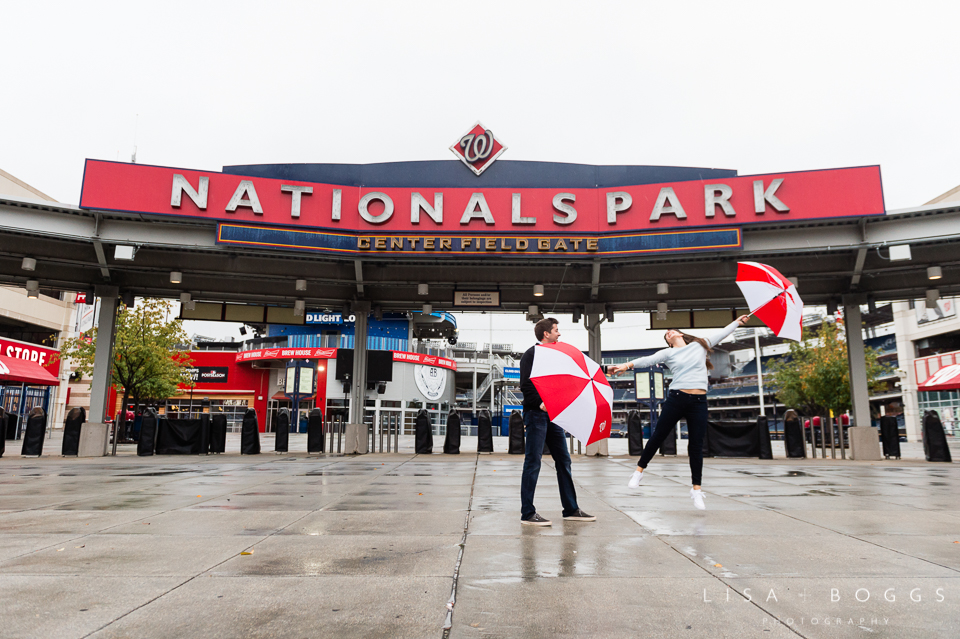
top-left (3, 1), bottom-right (958, 350)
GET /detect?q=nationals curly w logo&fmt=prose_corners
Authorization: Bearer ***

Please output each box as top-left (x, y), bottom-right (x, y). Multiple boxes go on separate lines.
top-left (450, 122), bottom-right (507, 176)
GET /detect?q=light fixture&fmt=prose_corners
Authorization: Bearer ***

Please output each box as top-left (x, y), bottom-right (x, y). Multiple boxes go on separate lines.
top-left (827, 299), bottom-right (838, 316)
top-left (927, 266), bottom-right (942, 280)
top-left (184, 300), bottom-right (196, 311)
top-left (533, 284), bottom-right (544, 297)
top-left (657, 302), bottom-right (668, 314)
top-left (418, 283), bottom-right (429, 295)
top-left (114, 245), bottom-right (137, 261)
top-left (657, 282), bottom-right (669, 295)
top-left (170, 271), bottom-right (182, 284)
top-left (239, 326), bottom-right (248, 336)
top-left (926, 288), bottom-right (940, 305)
top-left (572, 307), bottom-right (582, 323)
top-left (25, 279), bottom-right (39, 292)
top-left (423, 303), bottom-right (433, 314)
top-left (296, 279), bottom-right (307, 291)
top-left (180, 292), bottom-right (191, 304)
top-left (787, 277), bottom-right (799, 288)
top-left (605, 307), bottom-right (614, 323)
top-left (294, 300), bottom-right (305, 316)
top-left (27, 289), bottom-right (39, 299)
top-left (21, 257), bottom-right (36, 271)
top-left (528, 304), bottom-right (538, 315)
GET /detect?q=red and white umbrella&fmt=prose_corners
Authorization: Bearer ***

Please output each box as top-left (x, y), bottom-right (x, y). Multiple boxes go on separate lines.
top-left (736, 261), bottom-right (803, 342)
top-left (529, 341), bottom-right (613, 445)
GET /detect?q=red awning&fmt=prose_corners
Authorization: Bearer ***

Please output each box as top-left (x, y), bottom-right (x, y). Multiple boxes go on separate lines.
top-left (0, 356), bottom-right (60, 386)
top-left (918, 364), bottom-right (960, 392)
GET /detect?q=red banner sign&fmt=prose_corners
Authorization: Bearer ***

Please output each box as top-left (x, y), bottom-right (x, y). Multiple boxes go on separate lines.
top-left (391, 351), bottom-right (457, 371)
top-left (80, 160), bottom-right (884, 235)
top-left (0, 337), bottom-right (61, 376)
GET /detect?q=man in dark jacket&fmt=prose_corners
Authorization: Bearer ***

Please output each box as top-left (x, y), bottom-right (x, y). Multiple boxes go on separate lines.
top-left (518, 317), bottom-right (595, 526)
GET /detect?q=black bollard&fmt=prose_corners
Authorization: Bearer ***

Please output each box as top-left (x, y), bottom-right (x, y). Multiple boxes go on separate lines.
top-left (783, 416), bottom-right (805, 458)
top-left (138, 408), bottom-right (159, 456)
top-left (62, 407), bottom-right (85, 456)
top-left (757, 416), bottom-right (773, 459)
top-left (508, 410), bottom-right (525, 454)
top-left (210, 413), bottom-right (227, 454)
top-left (275, 408), bottom-right (290, 453)
top-left (477, 409), bottom-right (494, 453)
top-left (922, 410), bottom-right (952, 462)
top-left (879, 415), bottom-right (901, 460)
top-left (241, 408), bottom-right (261, 455)
top-left (627, 409), bottom-right (644, 456)
top-left (444, 410), bottom-right (461, 454)
top-left (20, 407), bottom-right (46, 457)
top-left (414, 408), bottom-right (433, 454)
top-left (307, 408), bottom-right (325, 453)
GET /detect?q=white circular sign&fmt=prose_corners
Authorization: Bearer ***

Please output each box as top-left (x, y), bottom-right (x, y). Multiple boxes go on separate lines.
top-left (414, 365), bottom-right (446, 401)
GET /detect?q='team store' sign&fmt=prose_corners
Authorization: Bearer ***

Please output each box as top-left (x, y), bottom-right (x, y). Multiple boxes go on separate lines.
top-left (79, 160), bottom-right (884, 258)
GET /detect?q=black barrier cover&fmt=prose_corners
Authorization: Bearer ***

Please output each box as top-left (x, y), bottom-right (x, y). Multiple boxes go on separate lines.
top-left (783, 417), bottom-right (805, 458)
top-left (20, 409), bottom-right (46, 456)
top-left (477, 410), bottom-right (493, 452)
top-left (757, 416), bottom-right (773, 460)
top-left (307, 408), bottom-right (324, 453)
top-left (922, 411), bottom-right (952, 462)
top-left (508, 410), bottom-right (525, 454)
top-left (5, 413), bottom-right (18, 440)
top-left (658, 426), bottom-right (677, 456)
top-left (198, 412), bottom-right (211, 455)
top-left (880, 415), bottom-right (901, 459)
top-left (0, 408), bottom-right (6, 457)
top-left (415, 409), bottom-right (433, 453)
top-left (275, 408), bottom-right (290, 453)
top-left (155, 418), bottom-right (203, 455)
top-left (627, 410), bottom-right (644, 456)
top-left (210, 413), bottom-right (227, 453)
top-left (62, 407), bottom-right (85, 456)
top-left (138, 408), bottom-right (159, 456)
top-left (444, 410), bottom-right (461, 454)
top-left (241, 408), bottom-right (261, 454)
top-left (705, 421), bottom-right (759, 457)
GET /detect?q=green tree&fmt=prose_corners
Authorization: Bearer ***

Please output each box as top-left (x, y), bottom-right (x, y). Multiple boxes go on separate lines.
top-left (56, 298), bottom-right (194, 432)
top-left (765, 319), bottom-right (891, 416)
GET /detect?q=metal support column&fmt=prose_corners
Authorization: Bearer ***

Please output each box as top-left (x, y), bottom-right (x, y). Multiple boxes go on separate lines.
top-left (842, 296), bottom-right (871, 430)
top-left (346, 302), bottom-right (371, 453)
top-left (88, 286), bottom-right (119, 455)
top-left (584, 306), bottom-right (608, 456)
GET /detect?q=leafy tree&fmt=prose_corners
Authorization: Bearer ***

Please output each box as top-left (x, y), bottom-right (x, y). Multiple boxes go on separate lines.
top-left (56, 298), bottom-right (194, 433)
top-left (765, 318), bottom-right (891, 417)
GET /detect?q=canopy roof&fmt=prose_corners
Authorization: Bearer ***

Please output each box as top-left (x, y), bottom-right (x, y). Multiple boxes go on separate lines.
top-left (0, 355), bottom-right (60, 386)
top-left (918, 363), bottom-right (960, 392)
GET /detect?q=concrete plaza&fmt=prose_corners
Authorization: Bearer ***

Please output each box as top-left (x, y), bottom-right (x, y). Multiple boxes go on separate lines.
top-left (1, 435), bottom-right (958, 638)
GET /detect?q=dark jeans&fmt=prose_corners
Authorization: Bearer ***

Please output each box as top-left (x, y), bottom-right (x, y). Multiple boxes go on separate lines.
top-left (520, 409), bottom-right (579, 519)
top-left (637, 389), bottom-right (708, 486)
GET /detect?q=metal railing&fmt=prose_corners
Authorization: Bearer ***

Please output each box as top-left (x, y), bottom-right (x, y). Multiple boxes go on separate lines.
top-left (371, 412), bottom-right (401, 453)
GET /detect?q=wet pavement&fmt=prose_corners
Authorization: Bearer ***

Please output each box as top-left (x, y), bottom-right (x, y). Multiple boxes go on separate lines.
top-left (1, 439), bottom-right (959, 638)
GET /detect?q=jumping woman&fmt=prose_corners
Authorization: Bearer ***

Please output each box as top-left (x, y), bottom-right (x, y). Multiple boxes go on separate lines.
top-left (609, 315), bottom-right (750, 510)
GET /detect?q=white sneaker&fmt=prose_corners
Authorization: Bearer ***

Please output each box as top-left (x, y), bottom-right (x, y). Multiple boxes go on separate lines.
top-left (628, 470), bottom-right (644, 488)
top-left (690, 488), bottom-right (706, 510)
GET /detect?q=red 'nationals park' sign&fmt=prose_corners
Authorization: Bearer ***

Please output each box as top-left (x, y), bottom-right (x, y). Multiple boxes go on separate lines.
top-left (79, 160), bottom-right (884, 237)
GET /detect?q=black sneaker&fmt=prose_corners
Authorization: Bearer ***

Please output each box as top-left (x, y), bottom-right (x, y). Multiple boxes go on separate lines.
top-left (520, 513), bottom-right (552, 526)
top-left (563, 509), bottom-right (597, 521)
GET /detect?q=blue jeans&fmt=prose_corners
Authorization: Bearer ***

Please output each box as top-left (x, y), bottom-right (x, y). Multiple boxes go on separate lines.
top-left (637, 389), bottom-right (709, 486)
top-left (520, 409), bottom-right (579, 519)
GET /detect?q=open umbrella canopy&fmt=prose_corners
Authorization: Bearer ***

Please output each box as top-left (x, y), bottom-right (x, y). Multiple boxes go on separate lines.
top-left (529, 341), bottom-right (613, 446)
top-left (736, 261), bottom-right (804, 342)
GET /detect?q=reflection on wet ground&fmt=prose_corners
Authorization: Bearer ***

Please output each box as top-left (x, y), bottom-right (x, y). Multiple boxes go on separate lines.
top-left (0, 450), bottom-right (959, 638)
